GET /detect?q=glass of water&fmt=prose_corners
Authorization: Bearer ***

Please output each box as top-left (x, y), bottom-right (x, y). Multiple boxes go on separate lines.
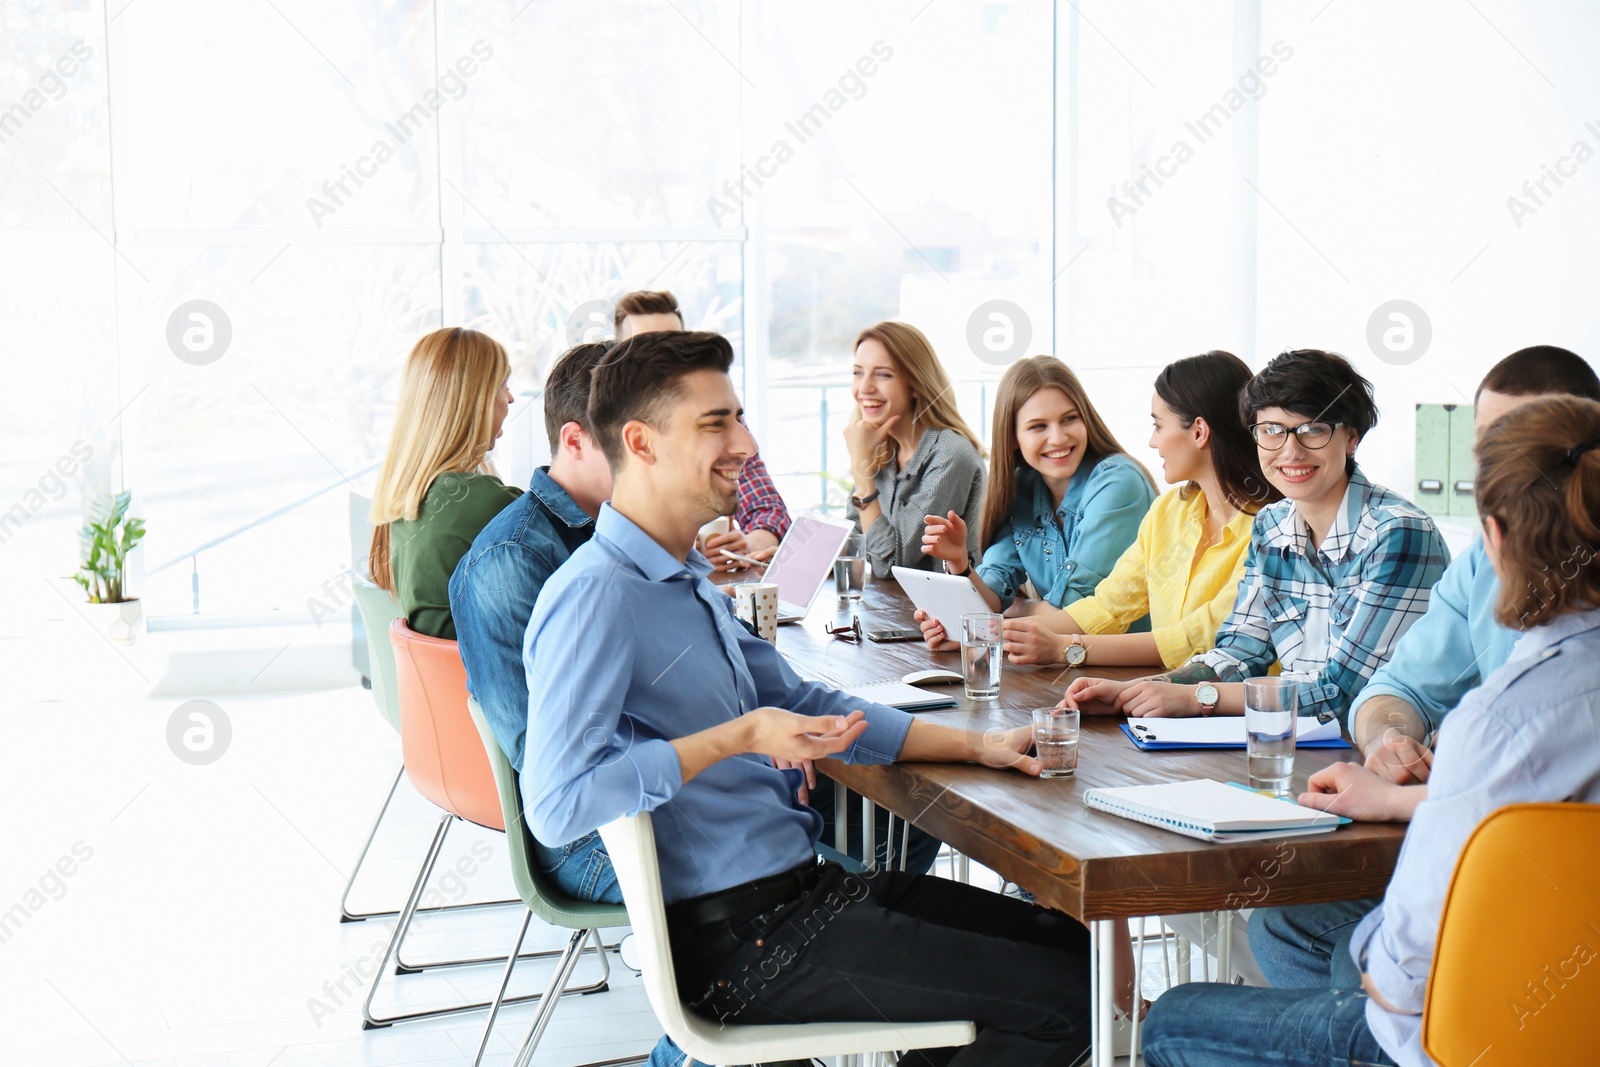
top-left (961, 612), bottom-right (1003, 701)
top-left (1032, 707), bottom-right (1080, 779)
top-left (834, 532), bottom-right (866, 599)
top-left (1244, 677), bottom-right (1298, 797)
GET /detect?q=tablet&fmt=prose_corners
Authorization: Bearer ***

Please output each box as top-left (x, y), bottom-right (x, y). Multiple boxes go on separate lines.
top-left (891, 566), bottom-right (993, 638)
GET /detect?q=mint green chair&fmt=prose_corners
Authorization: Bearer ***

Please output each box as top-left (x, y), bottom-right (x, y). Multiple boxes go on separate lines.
top-left (465, 697), bottom-right (642, 1067)
top-left (343, 578), bottom-right (407, 923)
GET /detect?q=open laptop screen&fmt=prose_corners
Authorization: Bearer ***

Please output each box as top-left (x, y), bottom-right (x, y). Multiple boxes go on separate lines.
top-left (761, 515), bottom-right (854, 611)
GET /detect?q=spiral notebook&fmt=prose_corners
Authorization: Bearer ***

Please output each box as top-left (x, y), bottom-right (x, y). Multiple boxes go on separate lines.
top-left (1084, 779), bottom-right (1347, 843)
top-left (837, 678), bottom-right (958, 711)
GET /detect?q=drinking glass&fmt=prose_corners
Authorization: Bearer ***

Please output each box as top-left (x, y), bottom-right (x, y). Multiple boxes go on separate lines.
top-left (1032, 707), bottom-right (1080, 779)
top-left (1244, 677), bottom-right (1298, 797)
top-left (834, 532), bottom-right (866, 599)
top-left (960, 612), bottom-right (1003, 701)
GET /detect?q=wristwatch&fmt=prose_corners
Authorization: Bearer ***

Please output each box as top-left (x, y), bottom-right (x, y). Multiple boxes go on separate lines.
top-left (1195, 683), bottom-right (1220, 717)
top-left (942, 557), bottom-right (970, 577)
top-left (850, 488), bottom-right (880, 509)
top-left (1063, 635), bottom-right (1088, 667)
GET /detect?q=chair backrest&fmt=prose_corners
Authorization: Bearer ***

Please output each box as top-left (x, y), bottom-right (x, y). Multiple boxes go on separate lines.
top-left (388, 619), bottom-right (503, 831)
top-left (1423, 802), bottom-right (1600, 1066)
top-left (599, 814), bottom-right (713, 1052)
top-left (465, 695), bottom-right (630, 930)
top-left (600, 812), bottom-right (977, 1063)
top-left (352, 578), bottom-right (403, 733)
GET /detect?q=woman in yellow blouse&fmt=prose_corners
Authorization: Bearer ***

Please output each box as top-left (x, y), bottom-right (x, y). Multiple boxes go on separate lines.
top-left (1001, 351), bottom-right (1281, 666)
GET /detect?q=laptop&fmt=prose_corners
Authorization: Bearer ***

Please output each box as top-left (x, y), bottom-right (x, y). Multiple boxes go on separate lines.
top-left (759, 514), bottom-right (857, 623)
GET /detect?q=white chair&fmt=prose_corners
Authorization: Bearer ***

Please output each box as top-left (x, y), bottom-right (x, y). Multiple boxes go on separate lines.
top-left (599, 813), bottom-right (976, 1067)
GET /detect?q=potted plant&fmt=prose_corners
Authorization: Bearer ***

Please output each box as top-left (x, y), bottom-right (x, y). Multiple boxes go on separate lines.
top-left (72, 490), bottom-right (146, 644)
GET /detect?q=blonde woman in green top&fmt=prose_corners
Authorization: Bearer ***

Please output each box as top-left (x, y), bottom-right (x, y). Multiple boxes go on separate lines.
top-left (369, 326), bottom-right (521, 639)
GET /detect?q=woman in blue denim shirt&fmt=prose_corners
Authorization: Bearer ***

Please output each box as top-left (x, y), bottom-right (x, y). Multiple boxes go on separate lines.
top-left (921, 356), bottom-right (1157, 636)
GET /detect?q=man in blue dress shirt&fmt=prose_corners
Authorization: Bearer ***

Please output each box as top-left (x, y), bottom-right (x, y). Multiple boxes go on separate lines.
top-left (523, 329), bottom-right (1095, 1066)
top-left (1248, 345), bottom-right (1600, 990)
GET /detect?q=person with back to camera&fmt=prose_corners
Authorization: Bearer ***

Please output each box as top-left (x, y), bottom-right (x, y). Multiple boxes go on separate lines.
top-left (1141, 394), bottom-right (1600, 1067)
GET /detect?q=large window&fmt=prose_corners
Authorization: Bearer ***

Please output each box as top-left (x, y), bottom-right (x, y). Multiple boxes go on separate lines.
top-left (19, 1), bottom-right (1585, 625)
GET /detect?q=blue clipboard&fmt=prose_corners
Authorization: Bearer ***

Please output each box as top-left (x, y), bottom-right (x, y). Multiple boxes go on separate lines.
top-left (1120, 723), bottom-right (1351, 751)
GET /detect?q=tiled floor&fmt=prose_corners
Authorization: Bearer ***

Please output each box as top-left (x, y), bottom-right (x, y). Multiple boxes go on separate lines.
top-left (1, 614), bottom-right (1212, 1067)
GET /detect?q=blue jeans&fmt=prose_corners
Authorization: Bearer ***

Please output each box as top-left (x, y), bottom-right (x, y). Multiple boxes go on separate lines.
top-left (541, 833), bottom-right (685, 1067)
top-left (1248, 899), bottom-right (1379, 989)
top-left (1142, 983), bottom-right (1397, 1066)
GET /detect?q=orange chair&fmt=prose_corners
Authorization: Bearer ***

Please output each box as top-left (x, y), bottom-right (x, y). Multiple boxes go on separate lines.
top-left (1422, 802), bottom-right (1600, 1066)
top-left (361, 619), bottom-right (608, 1029)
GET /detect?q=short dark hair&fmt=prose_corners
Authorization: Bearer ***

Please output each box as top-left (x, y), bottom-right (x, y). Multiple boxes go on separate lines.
top-left (542, 340), bottom-right (614, 452)
top-left (1156, 350), bottom-right (1282, 514)
top-left (588, 330), bottom-right (735, 470)
top-left (1476, 345), bottom-right (1599, 402)
top-left (613, 289), bottom-right (683, 333)
top-left (1241, 349), bottom-right (1379, 476)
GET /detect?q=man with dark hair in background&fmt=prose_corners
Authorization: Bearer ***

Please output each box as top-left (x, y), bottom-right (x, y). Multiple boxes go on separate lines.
top-left (614, 289), bottom-right (792, 572)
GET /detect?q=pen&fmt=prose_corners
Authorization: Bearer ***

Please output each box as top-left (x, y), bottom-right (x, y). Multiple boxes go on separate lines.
top-left (719, 549), bottom-right (769, 568)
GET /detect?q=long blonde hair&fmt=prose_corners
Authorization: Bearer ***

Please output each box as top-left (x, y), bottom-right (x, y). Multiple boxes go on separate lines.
top-left (854, 321), bottom-right (983, 475)
top-left (978, 356), bottom-right (1151, 551)
top-left (368, 327), bottom-right (509, 590)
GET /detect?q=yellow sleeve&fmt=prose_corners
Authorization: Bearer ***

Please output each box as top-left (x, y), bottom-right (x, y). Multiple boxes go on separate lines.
top-left (1063, 515), bottom-right (1152, 635)
top-left (1147, 539), bottom-right (1251, 668)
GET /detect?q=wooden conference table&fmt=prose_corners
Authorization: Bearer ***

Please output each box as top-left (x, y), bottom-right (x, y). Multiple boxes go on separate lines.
top-left (772, 575), bottom-right (1406, 1065)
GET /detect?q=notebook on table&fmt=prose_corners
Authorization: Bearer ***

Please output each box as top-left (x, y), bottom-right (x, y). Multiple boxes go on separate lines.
top-left (1084, 779), bottom-right (1348, 843)
top-left (1120, 716), bottom-right (1351, 751)
top-left (836, 678), bottom-right (959, 712)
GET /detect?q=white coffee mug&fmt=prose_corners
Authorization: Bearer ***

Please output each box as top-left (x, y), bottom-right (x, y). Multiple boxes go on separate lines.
top-left (733, 581), bottom-right (780, 643)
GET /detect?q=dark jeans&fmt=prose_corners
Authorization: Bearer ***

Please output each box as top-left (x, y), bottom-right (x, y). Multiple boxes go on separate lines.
top-left (1142, 983), bottom-right (1397, 1067)
top-left (1248, 899), bottom-right (1380, 989)
top-left (672, 862), bottom-right (1092, 1066)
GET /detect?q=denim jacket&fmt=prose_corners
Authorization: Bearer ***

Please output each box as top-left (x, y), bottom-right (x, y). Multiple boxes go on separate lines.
top-left (448, 468), bottom-right (594, 772)
top-left (975, 453), bottom-right (1156, 616)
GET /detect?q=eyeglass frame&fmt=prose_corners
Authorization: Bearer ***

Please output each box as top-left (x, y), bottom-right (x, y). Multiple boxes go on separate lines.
top-left (826, 615), bottom-right (863, 642)
top-left (1249, 419), bottom-right (1345, 451)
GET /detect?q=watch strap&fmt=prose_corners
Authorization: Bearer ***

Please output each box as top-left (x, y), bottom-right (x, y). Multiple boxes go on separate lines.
top-left (851, 489), bottom-right (881, 509)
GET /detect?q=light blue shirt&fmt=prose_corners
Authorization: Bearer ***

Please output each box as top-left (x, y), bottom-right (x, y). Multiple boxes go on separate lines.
top-left (1348, 606), bottom-right (1600, 1067)
top-left (522, 504), bottom-right (915, 904)
top-left (975, 453), bottom-right (1156, 615)
top-left (1347, 536), bottom-right (1520, 734)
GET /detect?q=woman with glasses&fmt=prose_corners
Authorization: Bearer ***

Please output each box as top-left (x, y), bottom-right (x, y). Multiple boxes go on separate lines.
top-left (1062, 349), bottom-right (1449, 725)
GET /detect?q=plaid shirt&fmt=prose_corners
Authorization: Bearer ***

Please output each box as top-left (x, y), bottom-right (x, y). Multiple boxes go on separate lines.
top-left (1191, 467), bottom-right (1450, 724)
top-left (735, 452), bottom-right (791, 539)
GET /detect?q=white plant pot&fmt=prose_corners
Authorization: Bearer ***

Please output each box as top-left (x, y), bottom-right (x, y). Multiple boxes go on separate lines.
top-left (84, 598), bottom-right (143, 645)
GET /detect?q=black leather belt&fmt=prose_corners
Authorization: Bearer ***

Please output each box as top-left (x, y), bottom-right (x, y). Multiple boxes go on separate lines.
top-left (669, 858), bottom-right (824, 929)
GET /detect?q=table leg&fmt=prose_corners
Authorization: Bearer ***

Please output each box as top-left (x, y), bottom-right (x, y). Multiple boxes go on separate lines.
top-left (861, 796), bottom-right (876, 871)
top-left (1090, 919), bottom-right (1115, 1067)
top-left (1130, 917), bottom-right (1147, 1064)
top-left (1217, 910), bottom-right (1233, 983)
top-left (834, 779), bottom-right (848, 857)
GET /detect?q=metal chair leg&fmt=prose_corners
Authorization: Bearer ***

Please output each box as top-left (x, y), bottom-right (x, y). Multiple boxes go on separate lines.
top-left (504, 930), bottom-right (641, 1067)
top-left (361, 816), bottom-right (611, 1029)
top-left (341, 764), bottom-right (521, 925)
top-left (511, 930), bottom-right (588, 1067)
top-left (472, 909), bottom-right (533, 1067)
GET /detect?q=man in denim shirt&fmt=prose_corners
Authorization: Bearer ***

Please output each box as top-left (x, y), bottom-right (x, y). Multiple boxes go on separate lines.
top-left (450, 340), bottom-right (617, 894)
